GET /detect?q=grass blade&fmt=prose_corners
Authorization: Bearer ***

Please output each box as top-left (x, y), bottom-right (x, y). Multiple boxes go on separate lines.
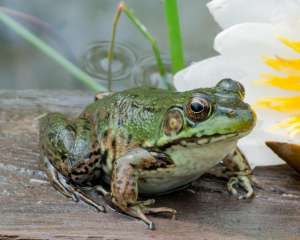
top-left (163, 0), bottom-right (185, 73)
top-left (0, 10), bottom-right (106, 92)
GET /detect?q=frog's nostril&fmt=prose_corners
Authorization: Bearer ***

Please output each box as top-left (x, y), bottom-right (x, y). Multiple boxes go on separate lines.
top-left (226, 110), bottom-right (237, 118)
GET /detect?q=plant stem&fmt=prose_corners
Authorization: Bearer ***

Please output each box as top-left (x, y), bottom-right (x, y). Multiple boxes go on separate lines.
top-left (108, 1), bottom-right (167, 87)
top-left (163, 0), bottom-right (185, 73)
top-left (107, 3), bottom-right (123, 91)
top-left (122, 2), bottom-right (166, 76)
top-left (0, 10), bottom-right (106, 92)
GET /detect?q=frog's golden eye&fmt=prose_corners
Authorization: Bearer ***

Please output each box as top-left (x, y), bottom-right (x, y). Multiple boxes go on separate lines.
top-left (186, 97), bottom-right (211, 122)
top-left (164, 110), bottom-right (183, 136)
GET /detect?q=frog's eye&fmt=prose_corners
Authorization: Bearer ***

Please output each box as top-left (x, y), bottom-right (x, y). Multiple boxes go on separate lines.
top-left (185, 97), bottom-right (211, 122)
top-left (164, 110), bottom-right (183, 136)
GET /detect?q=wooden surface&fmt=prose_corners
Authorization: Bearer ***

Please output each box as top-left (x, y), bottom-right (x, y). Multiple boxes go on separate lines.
top-left (1, 90), bottom-right (300, 240)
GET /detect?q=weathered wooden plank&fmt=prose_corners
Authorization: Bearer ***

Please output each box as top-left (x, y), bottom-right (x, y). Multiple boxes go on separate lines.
top-left (1, 90), bottom-right (300, 240)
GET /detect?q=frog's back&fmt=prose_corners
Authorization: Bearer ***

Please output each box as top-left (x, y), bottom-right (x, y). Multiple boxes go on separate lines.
top-left (82, 87), bottom-right (177, 143)
top-left (77, 88), bottom-right (172, 177)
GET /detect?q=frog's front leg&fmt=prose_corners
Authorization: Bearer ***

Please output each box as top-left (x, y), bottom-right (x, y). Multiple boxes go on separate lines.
top-left (224, 147), bottom-right (254, 199)
top-left (208, 147), bottom-right (254, 199)
top-left (111, 148), bottom-right (176, 230)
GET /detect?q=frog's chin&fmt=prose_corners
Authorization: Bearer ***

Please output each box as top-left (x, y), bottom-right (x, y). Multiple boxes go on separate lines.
top-left (148, 131), bottom-right (248, 169)
top-left (139, 131), bottom-right (250, 195)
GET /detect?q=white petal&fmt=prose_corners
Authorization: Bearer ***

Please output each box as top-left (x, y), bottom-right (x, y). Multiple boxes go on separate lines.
top-left (214, 23), bottom-right (299, 60)
top-left (239, 136), bottom-right (285, 168)
top-left (207, 0), bottom-right (300, 29)
top-left (275, 17), bottom-right (300, 41)
top-left (240, 109), bottom-right (300, 168)
top-left (174, 56), bottom-right (245, 91)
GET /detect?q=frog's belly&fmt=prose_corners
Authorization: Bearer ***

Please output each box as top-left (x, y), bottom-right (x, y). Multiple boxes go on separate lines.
top-left (138, 139), bottom-right (237, 195)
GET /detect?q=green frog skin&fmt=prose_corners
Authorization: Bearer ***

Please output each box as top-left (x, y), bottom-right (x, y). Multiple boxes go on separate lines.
top-left (39, 78), bottom-right (256, 230)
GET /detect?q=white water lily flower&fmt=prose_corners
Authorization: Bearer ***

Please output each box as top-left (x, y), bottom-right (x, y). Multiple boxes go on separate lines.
top-left (174, 0), bottom-right (300, 167)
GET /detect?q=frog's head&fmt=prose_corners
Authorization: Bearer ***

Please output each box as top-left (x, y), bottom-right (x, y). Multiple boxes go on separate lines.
top-left (155, 78), bottom-right (256, 148)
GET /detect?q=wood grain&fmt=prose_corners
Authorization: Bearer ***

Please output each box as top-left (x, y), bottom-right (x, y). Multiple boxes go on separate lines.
top-left (0, 90), bottom-right (300, 240)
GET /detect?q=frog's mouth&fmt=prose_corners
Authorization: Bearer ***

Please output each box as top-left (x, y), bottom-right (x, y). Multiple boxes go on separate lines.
top-left (157, 131), bottom-right (243, 151)
top-left (146, 131), bottom-right (245, 170)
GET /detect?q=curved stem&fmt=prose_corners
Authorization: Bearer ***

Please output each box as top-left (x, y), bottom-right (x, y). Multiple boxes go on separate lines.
top-left (108, 2), bottom-right (168, 89)
top-left (122, 2), bottom-right (166, 76)
top-left (107, 3), bottom-right (123, 91)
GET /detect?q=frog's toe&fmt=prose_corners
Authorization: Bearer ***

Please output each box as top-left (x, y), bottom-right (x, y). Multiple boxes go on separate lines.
top-left (73, 190), bottom-right (106, 212)
top-left (55, 180), bottom-right (107, 211)
top-left (227, 176), bottom-right (254, 199)
top-left (135, 199), bottom-right (156, 207)
top-left (238, 176), bottom-right (254, 199)
top-left (142, 206), bottom-right (177, 220)
top-left (127, 205), bottom-right (176, 230)
top-left (125, 205), bottom-right (156, 230)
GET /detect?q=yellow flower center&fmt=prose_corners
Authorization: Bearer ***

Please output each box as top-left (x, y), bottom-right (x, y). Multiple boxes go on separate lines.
top-left (256, 37), bottom-right (300, 136)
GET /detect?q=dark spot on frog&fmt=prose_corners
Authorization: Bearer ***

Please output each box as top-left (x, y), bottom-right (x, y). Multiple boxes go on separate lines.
top-left (72, 164), bottom-right (90, 175)
top-left (226, 110), bottom-right (237, 118)
top-left (84, 166), bottom-right (89, 172)
top-left (88, 161), bottom-right (96, 167)
top-left (127, 134), bottom-right (133, 144)
top-left (116, 179), bottom-right (123, 185)
top-left (112, 138), bottom-right (117, 160)
top-left (72, 170), bottom-right (83, 176)
top-left (92, 142), bottom-right (97, 149)
top-left (139, 177), bottom-right (147, 183)
top-left (130, 189), bottom-right (136, 196)
top-left (76, 162), bottom-right (84, 169)
top-left (101, 150), bottom-right (108, 165)
top-left (93, 148), bottom-right (101, 156)
top-left (118, 118), bottom-right (123, 127)
top-left (73, 176), bottom-right (80, 181)
top-left (102, 130), bottom-right (108, 138)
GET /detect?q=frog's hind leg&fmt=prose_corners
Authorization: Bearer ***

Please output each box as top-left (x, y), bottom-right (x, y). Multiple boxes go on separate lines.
top-left (208, 147), bottom-right (254, 199)
top-left (40, 113), bottom-right (106, 212)
top-left (42, 155), bottom-right (77, 201)
top-left (111, 148), bottom-right (176, 230)
top-left (43, 155), bottom-right (106, 212)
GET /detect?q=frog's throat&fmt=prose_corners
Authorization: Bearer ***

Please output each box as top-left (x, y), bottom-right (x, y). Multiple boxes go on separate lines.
top-left (155, 131), bottom-right (249, 151)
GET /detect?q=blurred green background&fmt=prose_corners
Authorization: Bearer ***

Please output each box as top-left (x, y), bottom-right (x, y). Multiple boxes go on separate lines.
top-left (0, 0), bottom-right (220, 90)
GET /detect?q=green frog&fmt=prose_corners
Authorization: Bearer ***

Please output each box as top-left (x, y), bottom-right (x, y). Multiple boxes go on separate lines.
top-left (39, 79), bottom-right (256, 230)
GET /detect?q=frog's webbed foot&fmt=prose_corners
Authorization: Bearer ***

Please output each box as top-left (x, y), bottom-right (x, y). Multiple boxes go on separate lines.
top-left (227, 175), bottom-right (253, 199)
top-left (111, 148), bottom-right (176, 230)
top-left (225, 148), bottom-right (254, 199)
top-left (117, 202), bottom-right (176, 230)
top-left (209, 147), bottom-right (255, 199)
top-left (44, 156), bottom-right (106, 212)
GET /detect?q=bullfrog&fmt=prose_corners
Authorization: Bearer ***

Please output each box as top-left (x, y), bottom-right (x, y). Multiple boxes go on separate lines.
top-left (39, 78), bottom-right (256, 230)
